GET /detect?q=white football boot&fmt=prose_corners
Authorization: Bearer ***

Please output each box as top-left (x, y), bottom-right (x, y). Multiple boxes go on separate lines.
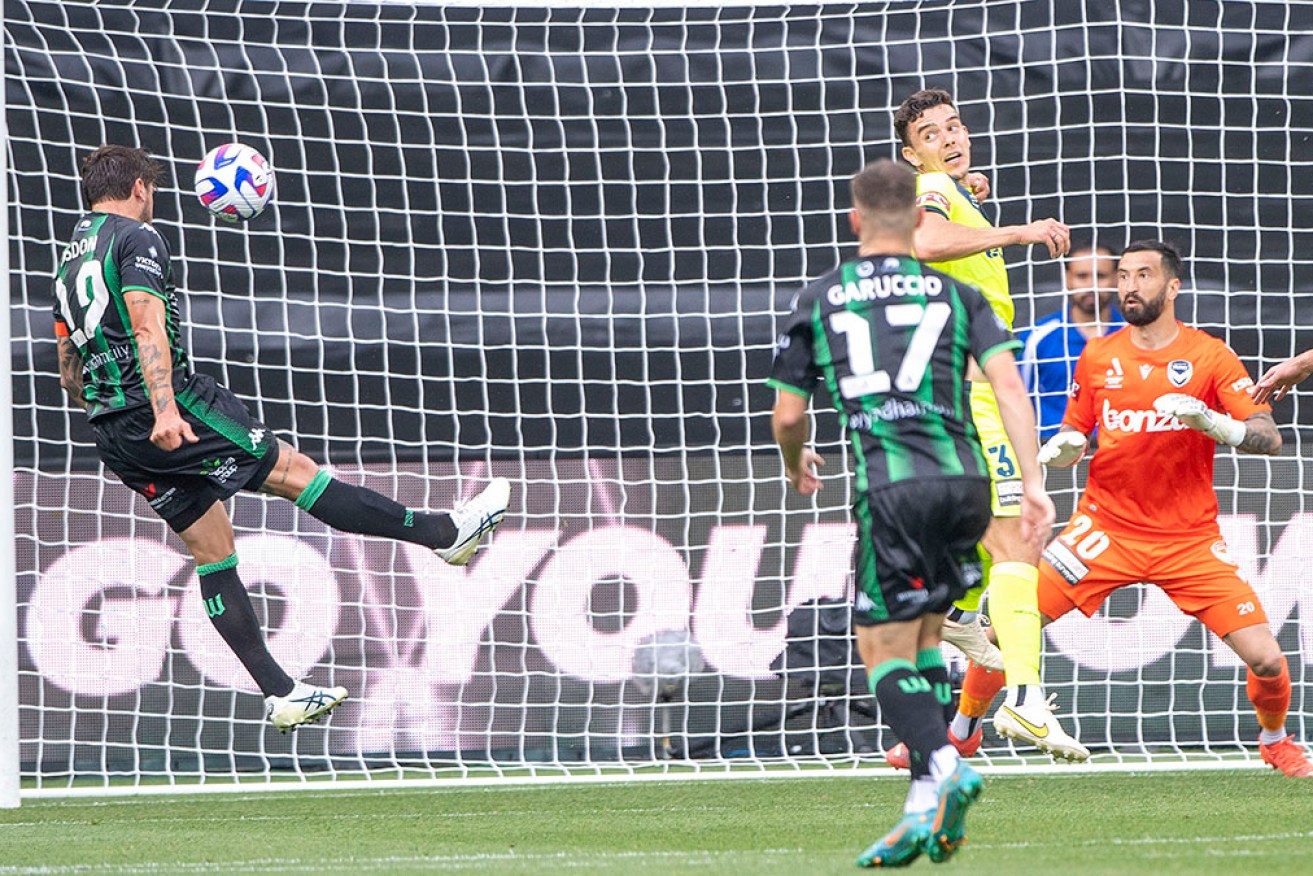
top-left (940, 614), bottom-right (1005, 671)
top-left (993, 692), bottom-right (1089, 762)
top-left (434, 477), bottom-right (511, 566)
top-left (265, 681), bottom-right (349, 733)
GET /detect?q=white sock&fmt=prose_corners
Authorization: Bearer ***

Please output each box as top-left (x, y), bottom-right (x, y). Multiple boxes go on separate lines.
top-left (1005, 684), bottom-right (1044, 710)
top-left (949, 712), bottom-right (978, 740)
top-left (905, 777), bottom-right (938, 814)
top-left (928, 744), bottom-right (959, 784)
top-left (1260, 726), bottom-right (1289, 746)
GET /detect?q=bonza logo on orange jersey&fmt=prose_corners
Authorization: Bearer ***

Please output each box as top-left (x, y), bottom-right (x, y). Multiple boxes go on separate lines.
top-left (1101, 399), bottom-right (1191, 434)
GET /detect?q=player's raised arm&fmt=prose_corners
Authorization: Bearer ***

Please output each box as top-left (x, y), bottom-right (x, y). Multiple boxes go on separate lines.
top-left (915, 209), bottom-right (1072, 262)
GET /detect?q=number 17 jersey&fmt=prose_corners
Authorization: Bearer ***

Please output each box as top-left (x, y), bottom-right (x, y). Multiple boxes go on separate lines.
top-left (53, 212), bottom-right (188, 420)
top-left (768, 254), bottom-right (1021, 493)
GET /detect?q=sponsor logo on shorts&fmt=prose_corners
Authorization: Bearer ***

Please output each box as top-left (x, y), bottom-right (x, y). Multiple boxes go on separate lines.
top-left (248, 427), bottom-right (267, 447)
top-left (995, 479), bottom-right (1023, 507)
top-left (147, 487), bottom-right (178, 510)
top-left (1168, 359), bottom-right (1193, 387)
top-left (962, 560), bottom-right (983, 588)
top-left (855, 592), bottom-right (876, 613)
top-left (895, 589), bottom-right (930, 604)
top-left (201, 456), bottom-right (239, 484)
top-left (1043, 540), bottom-right (1090, 586)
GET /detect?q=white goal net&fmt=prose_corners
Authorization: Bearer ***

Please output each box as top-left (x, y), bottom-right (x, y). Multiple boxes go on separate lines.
top-left (6, 0), bottom-right (1313, 794)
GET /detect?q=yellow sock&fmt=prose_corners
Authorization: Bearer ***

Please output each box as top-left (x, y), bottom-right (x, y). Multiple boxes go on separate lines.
top-left (987, 561), bottom-right (1041, 687)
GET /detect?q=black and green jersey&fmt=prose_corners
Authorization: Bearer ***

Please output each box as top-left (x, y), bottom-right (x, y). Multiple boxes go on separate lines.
top-left (768, 254), bottom-right (1020, 492)
top-left (53, 212), bottom-right (189, 420)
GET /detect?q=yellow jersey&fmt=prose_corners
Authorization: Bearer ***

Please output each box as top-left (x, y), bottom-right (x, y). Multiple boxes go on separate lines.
top-left (915, 171), bottom-right (1013, 329)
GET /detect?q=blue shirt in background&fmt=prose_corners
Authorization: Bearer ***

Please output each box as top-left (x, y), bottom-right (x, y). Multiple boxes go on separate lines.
top-left (1018, 308), bottom-right (1124, 440)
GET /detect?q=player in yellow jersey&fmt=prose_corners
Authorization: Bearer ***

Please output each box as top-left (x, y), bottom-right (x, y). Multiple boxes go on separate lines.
top-left (884, 88), bottom-right (1088, 763)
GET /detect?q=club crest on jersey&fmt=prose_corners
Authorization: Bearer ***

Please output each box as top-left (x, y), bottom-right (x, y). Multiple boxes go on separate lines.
top-left (856, 259), bottom-right (876, 277)
top-left (1168, 359), bottom-right (1193, 387)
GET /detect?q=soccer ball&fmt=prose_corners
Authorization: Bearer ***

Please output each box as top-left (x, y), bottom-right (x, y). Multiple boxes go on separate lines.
top-left (194, 143), bottom-right (275, 221)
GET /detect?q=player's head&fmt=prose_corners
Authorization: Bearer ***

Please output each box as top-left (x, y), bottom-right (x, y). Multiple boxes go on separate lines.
top-left (894, 88), bottom-right (971, 180)
top-left (1064, 243), bottom-right (1118, 318)
top-left (849, 159), bottom-right (919, 243)
top-left (1118, 240), bottom-right (1183, 327)
top-left (80, 145), bottom-right (164, 221)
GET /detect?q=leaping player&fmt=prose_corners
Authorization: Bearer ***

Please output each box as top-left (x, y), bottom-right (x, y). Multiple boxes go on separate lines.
top-left (887, 88), bottom-right (1087, 765)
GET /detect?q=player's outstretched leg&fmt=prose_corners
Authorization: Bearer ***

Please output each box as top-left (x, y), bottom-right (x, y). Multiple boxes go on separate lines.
top-left (856, 811), bottom-right (932, 868)
top-left (265, 681), bottom-right (349, 733)
top-left (434, 477), bottom-right (511, 566)
top-left (940, 610), bottom-right (1004, 671)
top-left (924, 761), bottom-right (984, 863)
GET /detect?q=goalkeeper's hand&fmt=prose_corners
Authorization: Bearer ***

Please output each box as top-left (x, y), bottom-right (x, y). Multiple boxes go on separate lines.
top-left (1037, 430), bottom-right (1088, 467)
top-left (1153, 393), bottom-right (1247, 446)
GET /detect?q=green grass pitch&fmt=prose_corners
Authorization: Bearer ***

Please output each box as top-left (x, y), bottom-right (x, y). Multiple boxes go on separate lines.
top-left (2, 770), bottom-right (1310, 874)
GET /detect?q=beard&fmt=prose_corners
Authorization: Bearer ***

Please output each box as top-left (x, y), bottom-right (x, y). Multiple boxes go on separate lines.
top-left (1121, 289), bottom-right (1168, 326)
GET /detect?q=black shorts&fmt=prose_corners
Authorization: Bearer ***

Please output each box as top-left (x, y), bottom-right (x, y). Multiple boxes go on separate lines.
top-left (851, 477), bottom-right (992, 626)
top-left (91, 373), bottom-right (280, 533)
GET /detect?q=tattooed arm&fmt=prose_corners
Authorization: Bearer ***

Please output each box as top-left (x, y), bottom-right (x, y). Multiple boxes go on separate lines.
top-left (56, 336), bottom-right (87, 410)
top-left (123, 290), bottom-right (197, 451)
top-left (1238, 411), bottom-right (1282, 456)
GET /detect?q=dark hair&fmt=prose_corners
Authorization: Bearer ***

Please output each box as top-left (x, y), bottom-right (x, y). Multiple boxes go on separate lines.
top-left (1122, 239), bottom-right (1184, 280)
top-left (1067, 240), bottom-right (1117, 260)
top-left (80, 145), bottom-right (165, 208)
top-left (893, 88), bottom-right (955, 147)
top-left (850, 159), bottom-right (917, 221)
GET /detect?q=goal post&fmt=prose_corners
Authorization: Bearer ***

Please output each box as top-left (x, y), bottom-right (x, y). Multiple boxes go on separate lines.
top-left (5, 0), bottom-right (1312, 797)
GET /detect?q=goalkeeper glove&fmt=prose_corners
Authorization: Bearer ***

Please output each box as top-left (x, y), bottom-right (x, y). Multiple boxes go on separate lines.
top-left (1153, 393), bottom-right (1247, 447)
top-left (1037, 430), bottom-right (1089, 466)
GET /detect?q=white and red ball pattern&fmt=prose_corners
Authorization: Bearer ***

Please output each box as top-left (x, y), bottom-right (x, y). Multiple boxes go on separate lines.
top-left (194, 143), bottom-right (274, 221)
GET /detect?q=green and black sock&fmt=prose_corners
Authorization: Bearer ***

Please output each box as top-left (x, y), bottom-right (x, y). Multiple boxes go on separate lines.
top-left (870, 658), bottom-right (951, 779)
top-left (198, 555), bottom-right (294, 698)
top-left (295, 470), bottom-right (456, 548)
top-left (916, 647), bottom-right (956, 725)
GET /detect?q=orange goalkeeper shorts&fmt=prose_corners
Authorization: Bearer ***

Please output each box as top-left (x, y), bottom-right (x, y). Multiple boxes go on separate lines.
top-left (1037, 511), bottom-right (1268, 639)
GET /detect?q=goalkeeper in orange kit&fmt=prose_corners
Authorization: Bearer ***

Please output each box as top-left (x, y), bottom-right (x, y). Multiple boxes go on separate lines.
top-left (958, 240), bottom-right (1313, 776)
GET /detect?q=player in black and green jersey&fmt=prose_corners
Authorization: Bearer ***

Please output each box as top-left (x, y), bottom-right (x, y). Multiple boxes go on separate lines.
top-left (54, 145), bottom-right (510, 732)
top-left (768, 160), bottom-right (1053, 867)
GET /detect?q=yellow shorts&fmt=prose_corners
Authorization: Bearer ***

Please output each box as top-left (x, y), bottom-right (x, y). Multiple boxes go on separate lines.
top-left (969, 382), bottom-right (1022, 518)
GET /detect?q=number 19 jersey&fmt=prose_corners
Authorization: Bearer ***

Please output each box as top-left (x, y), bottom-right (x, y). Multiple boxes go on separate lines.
top-left (53, 212), bottom-right (188, 420)
top-left (768, 254), bottom-right (1021, 493)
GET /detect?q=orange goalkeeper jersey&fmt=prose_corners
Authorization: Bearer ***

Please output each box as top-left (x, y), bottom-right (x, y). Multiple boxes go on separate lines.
top-left (1064, 322), bottom-right (1267, 536)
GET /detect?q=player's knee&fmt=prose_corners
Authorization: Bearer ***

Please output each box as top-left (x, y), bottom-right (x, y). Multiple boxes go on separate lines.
top-left (1248, 650), bottom-right (1286, 677)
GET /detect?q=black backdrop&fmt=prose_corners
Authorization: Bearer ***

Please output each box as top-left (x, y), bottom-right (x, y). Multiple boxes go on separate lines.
top-left (9, 0), bottom-right (1313, 469)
